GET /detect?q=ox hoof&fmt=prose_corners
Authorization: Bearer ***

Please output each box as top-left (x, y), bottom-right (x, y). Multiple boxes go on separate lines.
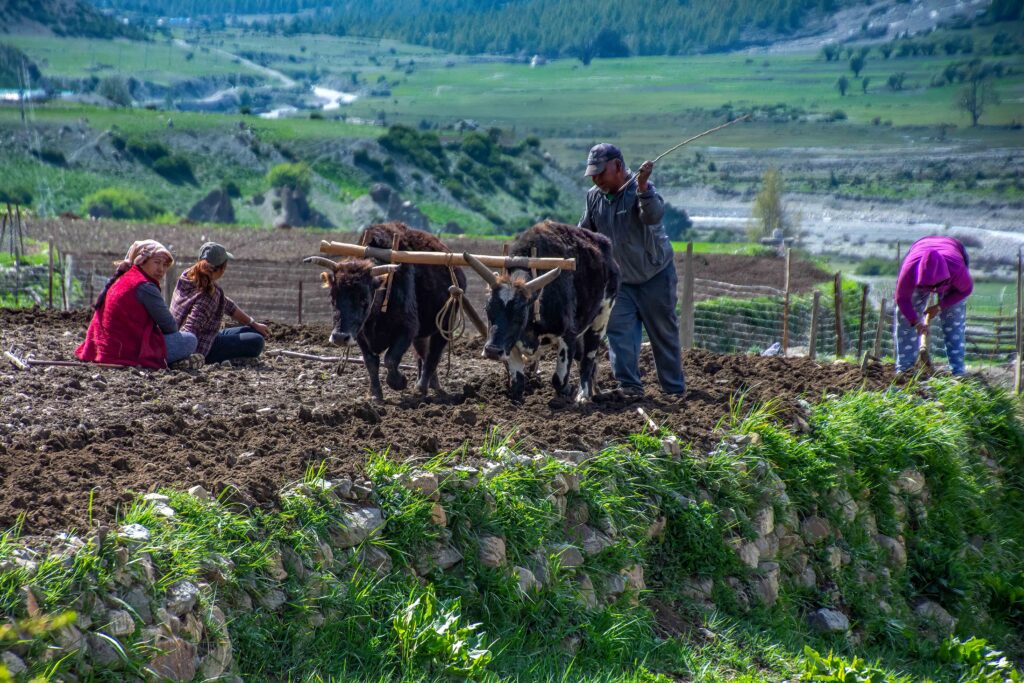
top-left (386, 371), bottom-right (408, 391)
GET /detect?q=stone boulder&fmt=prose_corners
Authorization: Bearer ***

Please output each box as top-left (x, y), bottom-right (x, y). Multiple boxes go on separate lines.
top-left (808, 607), bottom-right (850, 633)
top-left (330, 506), bottom-right (385, 549)
top-left (187, 189), bottom-right (235, 224)
top-left (268, 186), bottom-right (332, 228)
top-left (350, 183), bottom-right (429, 232)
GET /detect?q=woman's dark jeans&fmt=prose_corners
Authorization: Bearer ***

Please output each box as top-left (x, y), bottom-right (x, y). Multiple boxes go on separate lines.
top-left (205, 326), bottom-right (265, 364)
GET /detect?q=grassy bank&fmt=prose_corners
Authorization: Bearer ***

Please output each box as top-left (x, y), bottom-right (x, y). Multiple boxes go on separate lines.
top-left (0, 377), bottom-right (1022, 681)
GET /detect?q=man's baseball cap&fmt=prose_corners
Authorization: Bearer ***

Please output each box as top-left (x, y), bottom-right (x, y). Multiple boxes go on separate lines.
top-left (583, 143), bottom-right (623, 177)
top-left (199, 242), bottom-right (234, 267)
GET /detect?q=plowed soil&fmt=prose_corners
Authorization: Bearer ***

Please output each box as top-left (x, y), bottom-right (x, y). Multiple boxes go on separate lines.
top-left (1, 308), bottom-right (895, 536)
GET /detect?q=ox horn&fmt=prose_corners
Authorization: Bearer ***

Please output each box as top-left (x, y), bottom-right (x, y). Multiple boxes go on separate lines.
top-left (370, 264), bottom-right (400, 277)
top-left (303, 256), bottom-right (339, 270)
top-left (523, 267), bottom-right (561, 294)
top-left (462, 252), bottom-right (499, 289)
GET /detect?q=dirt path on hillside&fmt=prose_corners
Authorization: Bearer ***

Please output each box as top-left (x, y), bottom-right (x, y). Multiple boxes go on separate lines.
top-left (0, 308), bottom-right (896, 537)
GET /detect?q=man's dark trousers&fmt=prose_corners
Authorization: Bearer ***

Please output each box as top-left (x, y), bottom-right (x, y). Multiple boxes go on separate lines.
top-left (606, 262), bottom-right (686, 394)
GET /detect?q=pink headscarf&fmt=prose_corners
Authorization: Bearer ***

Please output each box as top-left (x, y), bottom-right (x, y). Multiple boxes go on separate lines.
top-left (123, 239), bottom-right (173, 267)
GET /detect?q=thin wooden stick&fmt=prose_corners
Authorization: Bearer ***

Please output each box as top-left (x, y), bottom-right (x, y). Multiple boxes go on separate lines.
top-left (808, 290), bottom-right (821, 360)
top-left (47, 239), bottom-right (54, 309)
top-left (781, 248), bottom-right (791, 356)
top-left (680, 242), bottom-right (695, 350)
top-left (856, 284), bottom-right (869, 357)
top-left (319, 241), bottom-right (576, 271)
top-left (461, 297), bottom-right (488, 338)
top-left (834, 273), bottom-right (844, 358)
top-left (381, 233), bottom-right (400, 313)
top-left (614, 115), bottom-right (751, 194)
top-left (28, 359), bottom-right (124, 368)
top-left (1016, 249), bottom-right (1022, 395)
top-left (872, 299), bottom-right (886, 359)
top-left (267, 349), bottom-right (416, 370)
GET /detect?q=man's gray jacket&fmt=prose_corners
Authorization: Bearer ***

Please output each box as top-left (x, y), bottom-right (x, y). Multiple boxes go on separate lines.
top-left (578, 178), bottom-right (672, 285)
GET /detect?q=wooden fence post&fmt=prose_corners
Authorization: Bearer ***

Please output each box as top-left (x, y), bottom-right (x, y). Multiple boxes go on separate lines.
top-left (297, 280), bottom-right (304, 325)
top-left (782, 248), bottom-right (792, 356)
top-left (47, 239), bottom-right (54, 309)
top-left (680, 242), bottom-right (695, 350)
top-left (808, 290), bottom-right (821, 360)
top-left (1016, 249), bottom-right (1022, 395)
top-left (872, 299), bottom-right (886, 359)
top-left (995, 299), bottom-right (1004, 356)
top-left (61, 253), bottom-right (71, 310)
top-left (834, 272), bottom-right (844, 358)
top-left (856, 284), bottom-right (869, 358)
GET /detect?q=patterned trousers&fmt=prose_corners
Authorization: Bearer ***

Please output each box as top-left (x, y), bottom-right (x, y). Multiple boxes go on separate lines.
top-left (893, 288), bottom-right (967, 375)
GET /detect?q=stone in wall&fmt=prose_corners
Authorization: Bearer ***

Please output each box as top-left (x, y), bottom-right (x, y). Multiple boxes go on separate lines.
top-left (808, 607), bottom-right (850, 633)
top-left (330, 506), bottom-right (385, 548)
top-left (478, 536), bottom-right (507, 568)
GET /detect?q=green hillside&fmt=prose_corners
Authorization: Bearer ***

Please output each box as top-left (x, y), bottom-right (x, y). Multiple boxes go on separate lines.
top-left (100, 0), bottom-right (844, 56)
top-left (0, 0), bottom-right (145, 39)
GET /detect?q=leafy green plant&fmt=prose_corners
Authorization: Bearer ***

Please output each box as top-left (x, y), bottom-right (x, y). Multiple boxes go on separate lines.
top-left (938, 636), bottom-right (1023, 683)
top-left (800, 646), bottom-right (892, 683)
top-left (391, 587), bottom-right (493, 678)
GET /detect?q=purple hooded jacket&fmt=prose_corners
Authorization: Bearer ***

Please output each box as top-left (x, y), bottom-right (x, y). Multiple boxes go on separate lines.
top-left (895, 236), bottom-right (973, 325)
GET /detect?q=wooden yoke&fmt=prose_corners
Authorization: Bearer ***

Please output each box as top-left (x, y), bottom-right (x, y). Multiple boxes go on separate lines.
top-left (319, 240), bottom-right (576, 272)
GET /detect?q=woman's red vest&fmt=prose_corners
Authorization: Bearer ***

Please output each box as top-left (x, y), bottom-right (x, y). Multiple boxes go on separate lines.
top-left (75, 265), bottom-right (167, 368)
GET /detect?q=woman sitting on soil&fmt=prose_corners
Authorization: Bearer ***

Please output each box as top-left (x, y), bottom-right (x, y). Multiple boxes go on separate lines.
top-left (170, 242), bottom-right (269, 365)
top-left (894, 235), bottom-right (973, 376)
top-left (76, 240), bottom-right (201, 369)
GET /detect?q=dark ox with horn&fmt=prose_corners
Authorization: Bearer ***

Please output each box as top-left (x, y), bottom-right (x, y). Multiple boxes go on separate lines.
top-left (463, 220), bottom-right (619, 402)
top-left (305, 222), bottom-right (467, 400)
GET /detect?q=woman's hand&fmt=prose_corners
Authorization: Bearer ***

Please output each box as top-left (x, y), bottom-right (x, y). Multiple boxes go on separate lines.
top-left (924, 304), bottom-right (941, 320)
top-left (251, 321), bottom-right (270, 337)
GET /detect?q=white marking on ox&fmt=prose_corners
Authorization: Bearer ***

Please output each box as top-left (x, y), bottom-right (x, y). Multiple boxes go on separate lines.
top-left (555, 337), bottom-right (570, 387)
top-left (590, 296), bottom-right (614, 335)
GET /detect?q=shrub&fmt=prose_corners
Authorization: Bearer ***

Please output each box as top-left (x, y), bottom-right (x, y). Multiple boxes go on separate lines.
top-left (0, 186), bottom-right (33, 206)
top-left (222, 181), bottom-right (241, 198)
top-left (97, 75), bottom-right (132, 107)
top-left (30, 147), bottom-right (66, 166)
top-left (267, 162), bottom-right (312, 194)
top-left (461, 133), bottom-right (501, 167)
top-left (80, 187), bottom-right (161, 220)
top-left (379, 124), bottom-right (447, 175)
top-left (126, 139), bottom-right (170, 164)
top-left (152, 154), bottom-right (196, 184)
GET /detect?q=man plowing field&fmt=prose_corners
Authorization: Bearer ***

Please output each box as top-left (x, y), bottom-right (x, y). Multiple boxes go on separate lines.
top-left (579, 143), bottom-right (686, 398)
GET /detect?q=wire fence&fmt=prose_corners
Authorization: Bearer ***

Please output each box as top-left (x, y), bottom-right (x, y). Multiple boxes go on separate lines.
top-left (688, 274), bottom-right (1019, 363)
